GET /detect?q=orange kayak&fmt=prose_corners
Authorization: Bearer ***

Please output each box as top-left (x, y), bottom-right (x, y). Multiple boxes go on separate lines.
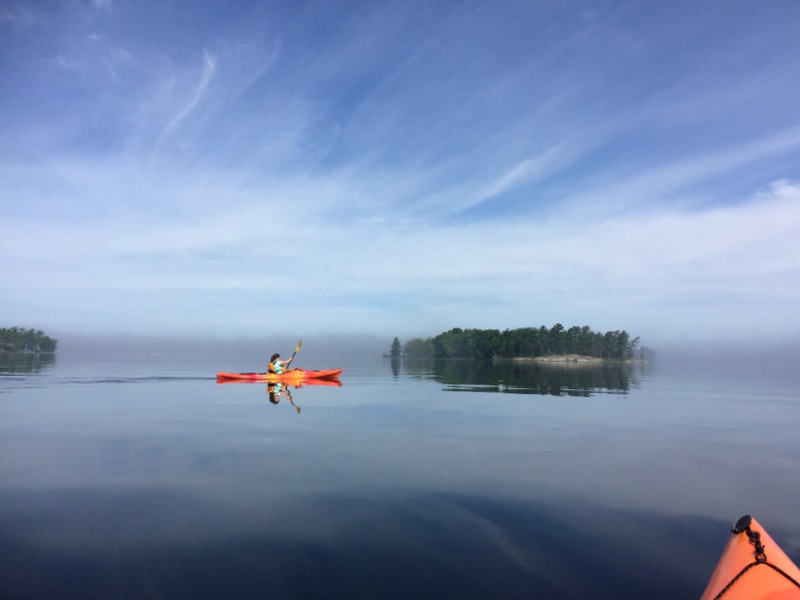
top-left (216, 368), bottom-right (342, 384)
top-left (216, 377), bottom-right (342, 387)
top-left (701, 515), bottom-right (800, 599)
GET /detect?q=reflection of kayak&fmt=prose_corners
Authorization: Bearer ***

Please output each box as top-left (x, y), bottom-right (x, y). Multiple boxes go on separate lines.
top-left (701, 515), bottom-right (800, 600)
top-left (216, 368), bottom-right (343, 384)
top-left (217, 376), bottom-right (342, 387)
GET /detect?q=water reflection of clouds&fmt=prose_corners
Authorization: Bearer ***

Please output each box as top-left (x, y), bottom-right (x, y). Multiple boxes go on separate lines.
top-left (4, 375), bottom-right (798, 532)
top-left (3, 358), bottom-right (800, 598)
top-left (0, 485), bottom-right (727, 599)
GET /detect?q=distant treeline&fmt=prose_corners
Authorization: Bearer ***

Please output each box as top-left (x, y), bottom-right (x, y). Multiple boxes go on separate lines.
top-left (396, 325), bottom-right (640, 360)
top-left (0, 327), bottom-right (58, 353)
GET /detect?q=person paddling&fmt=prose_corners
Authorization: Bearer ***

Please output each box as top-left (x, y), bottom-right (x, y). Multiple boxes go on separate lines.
top-left (268, 352), bottom-right (293, 374)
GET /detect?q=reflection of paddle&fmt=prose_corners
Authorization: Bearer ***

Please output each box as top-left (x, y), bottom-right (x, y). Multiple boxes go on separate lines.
top-left (287, 388), bottom-right (301, 414)
top-left (267, 384), bottom-right (300, 413)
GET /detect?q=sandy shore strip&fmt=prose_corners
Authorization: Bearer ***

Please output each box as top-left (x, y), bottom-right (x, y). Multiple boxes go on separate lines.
top-left (511, 354), bottom-right (605, 364)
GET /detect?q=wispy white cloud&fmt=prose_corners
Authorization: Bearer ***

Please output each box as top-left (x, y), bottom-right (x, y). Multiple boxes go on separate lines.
top-left (159, 49), bottom-right (217, 142)
top-left (553, 125), bottom-right (800, 219)
top-left (4, 133), bottom-right (798, 337)
top-left (474, 143), bottom-right (571, 204)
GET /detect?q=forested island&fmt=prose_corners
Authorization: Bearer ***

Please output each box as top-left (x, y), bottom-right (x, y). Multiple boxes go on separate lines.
top-left (391, 324), bottom-right (642, 361)
top-left (0, 327), bottom-right (58, 354)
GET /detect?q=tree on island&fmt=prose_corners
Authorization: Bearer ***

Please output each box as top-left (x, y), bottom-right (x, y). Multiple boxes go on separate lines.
top-left (398, 324), bottom-right (640, 361)
top-left (401, 337), bottom-right (434, 359)
top-left (390, 337), bottom-right (402, 359)
top-left (0, 327), bottom-right (58, 353)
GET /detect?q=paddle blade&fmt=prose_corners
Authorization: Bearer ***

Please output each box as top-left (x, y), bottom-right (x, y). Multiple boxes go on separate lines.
top-left (295, 340), bottom-right (302, 353)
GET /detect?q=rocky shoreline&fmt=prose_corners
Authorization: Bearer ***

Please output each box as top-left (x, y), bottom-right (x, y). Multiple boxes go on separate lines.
top-left (508, 354), bottom-right (643, 365)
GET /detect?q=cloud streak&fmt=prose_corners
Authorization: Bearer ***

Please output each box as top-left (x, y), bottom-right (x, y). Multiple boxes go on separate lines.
top-left (155, 49), bottom-right (218, 149)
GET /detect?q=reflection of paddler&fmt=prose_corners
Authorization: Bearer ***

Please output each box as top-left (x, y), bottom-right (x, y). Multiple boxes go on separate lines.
top-left (267, 382), bottom-right (284, 404)
top-left (268, 382), bottom-right (301, 413)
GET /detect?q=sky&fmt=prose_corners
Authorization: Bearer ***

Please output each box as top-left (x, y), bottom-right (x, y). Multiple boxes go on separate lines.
top-left (2, 0), bottom-right (800, 348)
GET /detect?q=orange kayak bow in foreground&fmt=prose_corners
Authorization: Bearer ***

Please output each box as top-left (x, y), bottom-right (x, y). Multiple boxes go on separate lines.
top-left (701, 515), bottom-right (800, 600)
top-left (216, 368), bottom-right (343, 385)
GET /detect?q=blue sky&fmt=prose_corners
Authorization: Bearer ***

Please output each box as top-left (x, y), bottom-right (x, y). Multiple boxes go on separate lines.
top-left (2, 0), bottom-right (800, 346)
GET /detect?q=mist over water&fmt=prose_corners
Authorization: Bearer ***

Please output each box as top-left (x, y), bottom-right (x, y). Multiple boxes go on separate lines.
top-left (57, 329), bottom-right (800, 354)
top-left (55, 332), bottom-right (392, 364)
top-left (54, 332), bottom-right (800, 381)
top-left (648, 338), bottom-right (800, 383)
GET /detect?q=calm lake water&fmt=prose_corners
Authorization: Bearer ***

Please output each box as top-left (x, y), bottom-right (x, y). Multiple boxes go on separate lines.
top-left (2, 347), bottom-right (799, 599)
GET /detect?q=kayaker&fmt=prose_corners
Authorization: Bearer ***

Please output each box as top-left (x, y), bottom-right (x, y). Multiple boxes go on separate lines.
top-left (268, 352), bottom-right (293, 374)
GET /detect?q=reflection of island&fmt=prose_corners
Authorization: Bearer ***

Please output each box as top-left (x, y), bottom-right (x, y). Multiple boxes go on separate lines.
top-left (400, 358), bottom-right (644, 396)
top-left (0, 352), bottom-right (56, 374)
